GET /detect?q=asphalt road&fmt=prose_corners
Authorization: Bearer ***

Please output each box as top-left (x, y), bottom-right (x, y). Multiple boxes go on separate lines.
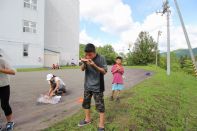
top-left (0, 67), bottom-right (151, 131)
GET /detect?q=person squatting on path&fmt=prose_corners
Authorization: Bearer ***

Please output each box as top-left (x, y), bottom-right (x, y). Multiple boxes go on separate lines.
top-left (110, 56), bottom-right (124, 103)
top-left (0, 54), bottom-right (15, 131)
top-left (46, 73), bottom-right (66, 97)
top-left (78, 43), bottom-right (107, 131)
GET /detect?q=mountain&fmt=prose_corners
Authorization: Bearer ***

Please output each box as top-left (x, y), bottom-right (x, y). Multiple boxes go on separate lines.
top-left (161, 47), bottom-right (197, 58)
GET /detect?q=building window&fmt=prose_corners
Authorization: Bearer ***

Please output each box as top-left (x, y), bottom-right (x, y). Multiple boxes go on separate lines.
top-left (23, 44), bottom-right (29, 57)
top-left (24, 0), bottom-right (37, 10)
top-left (23, 20), bottom-right (37, 33)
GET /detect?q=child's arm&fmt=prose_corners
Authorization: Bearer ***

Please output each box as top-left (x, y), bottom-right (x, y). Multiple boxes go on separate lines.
top-left (93, 64), bottom-right (106, 74)
top-left (89, 59), bottom-right (107, 75)
top-left (81, 62), bottom-right (87, 71)
top-left (118, 67), bottom-right (124, 74)
top-left (47, 88), bottom-right (53, 96)
top-left (0, 68), bottom-right (15, 75)
top-left (111, 65), bottom-right (119, 74)
top-left (53, 80), bottom-right (60, 93)
top-left (0, 59), bottom-right (16, 75)
top-left (48, 86), bottom-right (53, 96)
top-left (80, 58), bottom-right (89, 71)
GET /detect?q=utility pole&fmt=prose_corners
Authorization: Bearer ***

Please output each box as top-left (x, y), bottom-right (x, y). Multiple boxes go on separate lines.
top-left (157, 0), bottom-right (171, 75)
top-left (156, 31), bottom-right (162, 66)
top-left (174, 0), bottom-right (197, 72)
top-left (128, 43), bottom-right (132, 65)
top-left (128, 43), bottom-right (132, 53)
top-left (166, 3), bottom-right (171, 76)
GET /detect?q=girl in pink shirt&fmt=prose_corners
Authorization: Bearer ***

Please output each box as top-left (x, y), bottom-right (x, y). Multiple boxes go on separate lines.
top-left (110, 56), bottom-right (124, 102)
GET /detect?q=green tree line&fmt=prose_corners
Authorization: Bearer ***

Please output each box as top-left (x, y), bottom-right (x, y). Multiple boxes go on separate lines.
top-left (80, 31), bottom-right (197, 76)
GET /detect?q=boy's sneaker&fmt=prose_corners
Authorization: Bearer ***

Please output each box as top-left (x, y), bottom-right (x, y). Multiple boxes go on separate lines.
top-left (78, 120), bottom-right (91, 127)
top-left (6, 122), bottom-right (15, 131)
top-left (98, 127), bottom-right (105, 131)
top-left (115, 97), bottom-right (120, 103)
top-left (109, 96), bottom-right (114, 101)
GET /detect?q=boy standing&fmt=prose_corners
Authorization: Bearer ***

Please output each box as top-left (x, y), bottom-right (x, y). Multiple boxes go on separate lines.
top-left (78, 43), bottom-right (107, 131)
top-left (110, 56), bottom-right (124, 102)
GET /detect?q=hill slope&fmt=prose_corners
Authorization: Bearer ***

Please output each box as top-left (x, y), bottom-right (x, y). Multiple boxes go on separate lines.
top-left (161, 47), bottom-right (197, 58)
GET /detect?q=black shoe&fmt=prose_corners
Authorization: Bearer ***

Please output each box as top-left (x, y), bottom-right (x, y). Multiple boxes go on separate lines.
top-left (6, 122), bottom-right (15, 131)
top-left (110, 96), bottom-right (114, 101)
top-left (116, 97), bottom-right (120, 103)
top-left (98, 127), bottom-right (105, 131)
top-left (78, 120), bottom-right (91, 127)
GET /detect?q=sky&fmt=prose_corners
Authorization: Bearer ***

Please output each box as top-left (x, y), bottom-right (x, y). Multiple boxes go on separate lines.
top-left (79, 0), bottom-right (197, 53)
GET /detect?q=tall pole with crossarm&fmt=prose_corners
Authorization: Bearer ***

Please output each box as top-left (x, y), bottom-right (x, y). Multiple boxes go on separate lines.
top-left (174, 0), bottom-right (197, 72)
top-left (166, 1), bottom-right (171, 75)
top-left (157, 0), bottom-right (171, 75)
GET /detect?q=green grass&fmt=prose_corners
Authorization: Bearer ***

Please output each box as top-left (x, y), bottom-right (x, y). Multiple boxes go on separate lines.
top-left (43, 65), bottom-right (197, 131)
top-left (17, 66), bottom-right (79, 72)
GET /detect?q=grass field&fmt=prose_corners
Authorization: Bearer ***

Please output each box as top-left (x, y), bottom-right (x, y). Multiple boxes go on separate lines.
top-left (16, 66), bottom-right (80, 72)
top-left (43, 66), bottom-right (197, 131)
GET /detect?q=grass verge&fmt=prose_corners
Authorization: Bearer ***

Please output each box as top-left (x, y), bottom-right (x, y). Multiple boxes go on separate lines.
top-left (43, 65), bottom-right (197, 131)
top-left (17, 66), bottom-right (80, 72)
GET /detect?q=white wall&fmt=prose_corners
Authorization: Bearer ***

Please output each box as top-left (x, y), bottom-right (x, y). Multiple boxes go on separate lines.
top-left (44, 0), bottom-right (80, 65)
top-left (0, 41), bottom-right (44, 68)
top-left (44, 53), bottom-right (60, 68)
top-left (0, 0), bottom-right (79, 67)
top-left (0, 0), bottom-right (45, 68)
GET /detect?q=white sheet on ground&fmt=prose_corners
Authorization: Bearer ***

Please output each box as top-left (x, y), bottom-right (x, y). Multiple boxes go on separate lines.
top-left (37, 95), bottom-right (61, 104)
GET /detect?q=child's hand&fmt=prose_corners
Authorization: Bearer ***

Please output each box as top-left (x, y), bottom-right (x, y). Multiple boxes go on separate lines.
top-left (81, 58), bottom-right (89, 62)
top-left (46, 92), bottom-right (50, 96)
top-left (81, 58), bottom-right (92, 65)
top-left (87, 59), bottom-right (95, 66)
top-left (116, 65), bottom-right (121, 70)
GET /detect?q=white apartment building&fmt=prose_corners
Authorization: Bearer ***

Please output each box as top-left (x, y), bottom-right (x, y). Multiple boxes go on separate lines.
top-left (0, 0), bottom-right (79, 68)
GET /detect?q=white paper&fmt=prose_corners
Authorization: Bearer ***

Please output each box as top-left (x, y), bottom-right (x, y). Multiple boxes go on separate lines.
top-left (37, 94), bottom-right (61, 104)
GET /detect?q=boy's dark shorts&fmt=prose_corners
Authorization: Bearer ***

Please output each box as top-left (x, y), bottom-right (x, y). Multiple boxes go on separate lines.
top-left (82, 90), bottom-right (105, 113)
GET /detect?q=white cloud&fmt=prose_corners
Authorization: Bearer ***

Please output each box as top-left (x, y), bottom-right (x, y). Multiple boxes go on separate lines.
top-left (119, 13), bottom-right (167, 52)
top-left (80, 29), bottom-right (105, 47)
top-left (79, 0), bottom-right (197, 53)
top-left (160, 25), bottom-right (197, 52)
top-left (80, 30), bottom-right (128, 53)
top-left (114, 12), bottom-right (197, 53)
top-left (80, 0), bottom-right (134, 34)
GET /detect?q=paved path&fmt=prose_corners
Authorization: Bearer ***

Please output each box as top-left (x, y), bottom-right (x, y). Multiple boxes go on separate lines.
top-left (0, 67), bottom-right (151, 131)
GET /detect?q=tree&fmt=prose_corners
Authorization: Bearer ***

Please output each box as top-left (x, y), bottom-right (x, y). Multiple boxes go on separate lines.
top-left (179, 55), bottom-right (196, 76)
top-left (159, 52), bottom-right (180, 71)
top-left (80, 44), bottom-right (117, 65)
top-left (131, 31), bottom-right (157, 65)
top-left (183, 59), bottom-right (194, 75)
top-left (170, 52), bottom-right (180, 71)
top-left (79, 44), bottom-right (86, 58)
top-left (125, 52), bottom-right (133, 66)
top-left (159, 56), bottom-right (167, 69)
top-left (179, 56), bottom-right (185, 68)
top-left (179, 55), bottom-right (188, 68)
top-left (97, 45), bottom-right (117, 65)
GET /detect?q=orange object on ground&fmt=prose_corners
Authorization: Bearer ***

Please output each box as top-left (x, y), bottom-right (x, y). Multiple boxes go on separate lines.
top-left (77, 97), bottom-right (84, 103)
